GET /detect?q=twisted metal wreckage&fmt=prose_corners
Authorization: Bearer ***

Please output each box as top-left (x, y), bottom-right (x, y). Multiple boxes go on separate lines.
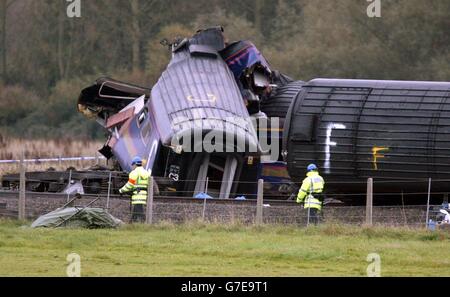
top-left (3, 27), bottom-right (450, 205)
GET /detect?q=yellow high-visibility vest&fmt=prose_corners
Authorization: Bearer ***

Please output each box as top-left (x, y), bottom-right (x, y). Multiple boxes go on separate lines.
top-left (304, 195), bottom-right (322, 210)
top-left (297, 171), bottom-right (325, 210)
top-left (119, 166), bottom-right (150, 205)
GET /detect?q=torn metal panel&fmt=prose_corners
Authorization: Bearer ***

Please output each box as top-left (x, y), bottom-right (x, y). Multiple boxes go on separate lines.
top-left (77, 77), bottom-right (151, 122)
top-left (220, 40), bottom-right (272, 83)
top-left (119, 95), bottom-right (146, 115)
top-left (187, 26), bottom-right (226, 52)
top-left (106, 107), bottom-right (135, 129)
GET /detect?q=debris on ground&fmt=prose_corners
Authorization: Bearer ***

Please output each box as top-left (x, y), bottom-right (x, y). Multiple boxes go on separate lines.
top-left (31, 207), bottom-right (123, 228)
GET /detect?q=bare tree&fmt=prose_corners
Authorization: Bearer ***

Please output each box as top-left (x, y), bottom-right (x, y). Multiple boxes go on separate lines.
top-left (129, 0), bottom-right (141, 72)
top-left (0, 0), bottom-right (15, 83)
top-left (128, 0), bottom-right (163, 72)
top-left (254, 0), bottom-right (263, 36)
top-left (57, 0), bottom-right (65, 79)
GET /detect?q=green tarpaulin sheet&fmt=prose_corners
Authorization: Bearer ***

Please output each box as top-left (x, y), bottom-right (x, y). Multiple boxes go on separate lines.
top-left (31, 207), bottom-right (123, 228)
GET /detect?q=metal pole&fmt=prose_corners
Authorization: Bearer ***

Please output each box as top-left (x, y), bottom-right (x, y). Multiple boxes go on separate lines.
top-left (146, 176), bottom-right (154, 224)
top-left (256, 179), bottom-right (263, 225)
top-left (306, 205), bottom-right (310, 227)
top-left (202, 197), bottom-right (207, 221)
top-left (366, 178), bottom-right (373, 226)
top-left (401, 191), bottom-right (407, 226)
top-left (425, 177), bottom-right (432, 229)
top-left (61, 195), bottom-right (80, 209)
top-left (106, 172), bottom-right (112, 209)
top-left (18, 151), bottom-right (26, 220)
top-left (55, 196), bottom-right (102, 227)
top-left (202, 177), bottom-right (209, 221)
top-left (66, 169), bottom-right (72, 203)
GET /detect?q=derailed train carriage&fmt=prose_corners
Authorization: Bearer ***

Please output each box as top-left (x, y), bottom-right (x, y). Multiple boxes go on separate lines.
top-left (283, 79), bottom-right (450, 204)
top-left (2, 27), bottom-right (285, 198)
top-left (67, 27), bottom-right (281, 199)
top-left (2, 26), bottom-right (450, 205)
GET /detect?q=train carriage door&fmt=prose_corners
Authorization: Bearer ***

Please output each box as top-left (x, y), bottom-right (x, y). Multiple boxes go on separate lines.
top-left (137, 106), bottom-right (160, 174)
top-left (193, 153), bottom-right (241, 199)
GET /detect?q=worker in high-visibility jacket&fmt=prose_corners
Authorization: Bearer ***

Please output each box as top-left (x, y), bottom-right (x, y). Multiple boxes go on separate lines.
top-left (119, 156), bottom-right (150, 223)
top-left (296, 164), bottom-right (325, 225)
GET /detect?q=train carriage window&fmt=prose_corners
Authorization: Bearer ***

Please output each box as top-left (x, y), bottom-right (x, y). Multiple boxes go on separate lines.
top-left (137, 107), bottom-right (148, 127)
top-left (139, 108), bottom-right (151, 141)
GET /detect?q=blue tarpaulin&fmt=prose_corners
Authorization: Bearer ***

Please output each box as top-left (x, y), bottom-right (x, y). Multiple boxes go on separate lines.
top-left (195, 192), bottom-right (213, 199)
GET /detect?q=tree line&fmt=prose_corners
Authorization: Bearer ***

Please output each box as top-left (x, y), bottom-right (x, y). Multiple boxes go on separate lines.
top-left (0, 0), bottom-right (448, 139)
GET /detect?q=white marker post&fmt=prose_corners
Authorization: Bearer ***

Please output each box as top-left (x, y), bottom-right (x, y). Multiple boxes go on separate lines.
top-left (146, 176), bottom-right (154, 225)
top-left (18, 151), bottom-right (26, 221)
top-left (425, 178), bottom-right (432, 229)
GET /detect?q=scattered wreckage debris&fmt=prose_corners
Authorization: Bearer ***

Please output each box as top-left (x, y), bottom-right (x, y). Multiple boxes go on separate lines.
top-left (31, 207), bottom-right (123, 229)
top-left (2, 167), bottom-right (129, 195)
top-left (31, 196), bottom-right (122, 228)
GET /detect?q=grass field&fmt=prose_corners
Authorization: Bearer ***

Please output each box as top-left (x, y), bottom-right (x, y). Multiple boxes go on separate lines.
top-left (0, 219), bottom-right (449, 277)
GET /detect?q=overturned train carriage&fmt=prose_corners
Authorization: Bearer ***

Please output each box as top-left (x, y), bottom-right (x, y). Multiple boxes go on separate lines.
top-left (147, 28), bottom-right (263, 198)
top-left (77, 27), bottom-right (263, 199)
top-left (283, 79), bottom-right (450, 204)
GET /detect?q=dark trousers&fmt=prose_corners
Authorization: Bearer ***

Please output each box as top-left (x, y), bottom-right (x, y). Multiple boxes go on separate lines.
top-left (131, 204), bottom-right (146, 223)
top-left (306, 207), bottom-right (320, 225)
top-left (307, 193), bottom-right (324, 226)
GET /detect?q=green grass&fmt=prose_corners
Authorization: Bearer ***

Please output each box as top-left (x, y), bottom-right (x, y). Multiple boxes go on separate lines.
top-left (0, 219), bottom-right (449, 276)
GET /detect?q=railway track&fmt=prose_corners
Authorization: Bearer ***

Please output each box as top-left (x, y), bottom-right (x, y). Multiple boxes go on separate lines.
top-left (0, 190), bottom-right (300, 207)
top-left (1, 190), bottom-right (437, 228)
